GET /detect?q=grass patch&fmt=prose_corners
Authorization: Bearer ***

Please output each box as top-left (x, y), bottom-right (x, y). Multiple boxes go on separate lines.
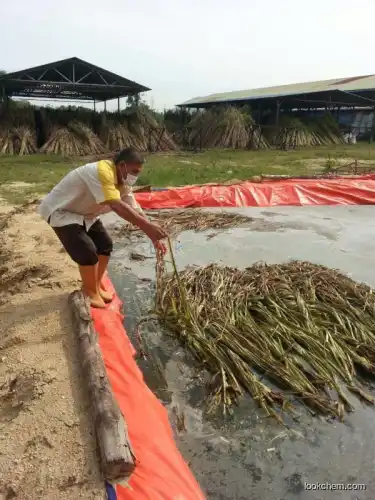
top-left (0, 144), bottom-right (375, 204)
top-left (0, 154), bottom-right (77, 204)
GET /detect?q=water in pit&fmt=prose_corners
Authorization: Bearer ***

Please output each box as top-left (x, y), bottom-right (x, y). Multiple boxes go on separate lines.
top-left (105, 206), bottom-right (375, 500)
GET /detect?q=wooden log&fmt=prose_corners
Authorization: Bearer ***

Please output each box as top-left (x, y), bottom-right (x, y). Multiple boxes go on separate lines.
top-left (68, 290), bottom-right (136, 482)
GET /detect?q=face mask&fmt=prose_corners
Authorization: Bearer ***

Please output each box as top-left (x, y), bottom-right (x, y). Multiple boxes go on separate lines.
top-left (126, 174), bottom-right (138, 186)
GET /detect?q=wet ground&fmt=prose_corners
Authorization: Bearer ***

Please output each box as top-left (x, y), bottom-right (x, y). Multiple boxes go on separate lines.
top-left (105, 206), bottom-right (375, 500)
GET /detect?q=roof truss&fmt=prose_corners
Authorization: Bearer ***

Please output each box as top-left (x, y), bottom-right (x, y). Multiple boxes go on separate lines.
top-left (0, 57), bottom-right (150, 102)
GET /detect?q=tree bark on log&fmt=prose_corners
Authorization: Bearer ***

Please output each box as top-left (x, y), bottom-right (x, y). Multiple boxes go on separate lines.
top-left (68, 290), bottom-right (136, 482)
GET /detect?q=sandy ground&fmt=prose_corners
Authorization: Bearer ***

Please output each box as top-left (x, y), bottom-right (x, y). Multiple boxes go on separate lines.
top-left (0, 201), bottom-right (105, 499)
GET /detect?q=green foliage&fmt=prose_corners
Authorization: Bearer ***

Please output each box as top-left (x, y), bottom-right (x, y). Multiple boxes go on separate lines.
top-left (163, 107), bottom-right (193, 133)
top-left (324, 154), bottom-right (337, 171)
top-left (126, 93), bottom-right (142, 107)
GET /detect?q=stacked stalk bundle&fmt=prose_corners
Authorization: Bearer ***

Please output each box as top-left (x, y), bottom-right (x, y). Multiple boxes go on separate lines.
top-left (126, 105), bottom-right (178, 152)
top-left (155, 259), bottom-right (375, 421)
top-left (188, 106), bottom-right (268, 150)
top-left (40, 121), bottom-right (105, 156)
top-left (0, 106), bottom-right (37, 155)
top-left (0, 127), bottom-right (37, 155)
top-left (306, 114), bottom-right (344, 145)
top-left (275, 116), bottom-right (320, 148)
top-left (102, 119), bottom-right (133, 151)
top-left (268, 114), bottom-right (344, 148)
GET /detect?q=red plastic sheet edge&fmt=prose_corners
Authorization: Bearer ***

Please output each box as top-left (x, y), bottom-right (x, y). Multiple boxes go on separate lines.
top-left (135, 175), bottom-right (375, 209)
top-left (91, 277), bottom-right (205, 500)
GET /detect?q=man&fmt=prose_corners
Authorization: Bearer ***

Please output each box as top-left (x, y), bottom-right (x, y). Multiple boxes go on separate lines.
top-left (38, 147), bottom-right (167, 309)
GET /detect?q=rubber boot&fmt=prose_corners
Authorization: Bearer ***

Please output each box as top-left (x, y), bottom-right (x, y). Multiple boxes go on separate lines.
top-left (97, 255), bottom-right (114, 303)
top-left (78, 264), bottom-right (106, 309)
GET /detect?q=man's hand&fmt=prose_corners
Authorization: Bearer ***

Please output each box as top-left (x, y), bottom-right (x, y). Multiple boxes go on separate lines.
top-left (154, 239), bottom-right (167, 256)
top-left (103, 200), bottom-right (168, 250)
top-left (143, 221), bottom-right (168, 243)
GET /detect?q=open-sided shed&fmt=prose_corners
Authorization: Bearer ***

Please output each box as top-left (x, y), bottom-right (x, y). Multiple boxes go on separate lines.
top-left (178, 75), bottom-right (375, 121)
top-left (0, 57), bottom-right (150, 107)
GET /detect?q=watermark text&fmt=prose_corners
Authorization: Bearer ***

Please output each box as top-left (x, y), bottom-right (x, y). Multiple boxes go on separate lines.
top-left (305, 482), bottom-right (366, 492)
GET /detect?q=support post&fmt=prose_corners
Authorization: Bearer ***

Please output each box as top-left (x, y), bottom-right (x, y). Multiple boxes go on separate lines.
top-left (370, 107), bottom-right (375, 144)
top-left (72, 63), bottom-right (76, 83)
top-left (94, 100), bottom-right (96, 112)
top-left (275, 100), bottom-right (281, 126)
top-left (68, 291), bottom-right (136, 482)
top-left (118, 97), bottom-right (120, 112)
top-left (104, 100), bottom-right (107, 112)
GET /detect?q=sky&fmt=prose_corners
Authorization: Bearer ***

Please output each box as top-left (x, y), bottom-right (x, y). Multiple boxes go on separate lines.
top-left (1, 0), bottom-right (375, 111)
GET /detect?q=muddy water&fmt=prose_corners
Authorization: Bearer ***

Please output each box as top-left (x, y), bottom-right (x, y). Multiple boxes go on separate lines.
top-left (105, 206), bottom-right (375, 500)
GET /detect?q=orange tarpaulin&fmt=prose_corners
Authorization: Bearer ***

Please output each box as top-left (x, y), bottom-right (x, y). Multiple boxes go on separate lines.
top-left (91, 277), bottom-right (205, 500)
top-left (93, 175), bottom-right (375, 499)
top-left (135, 176), bottom-right (375, 209)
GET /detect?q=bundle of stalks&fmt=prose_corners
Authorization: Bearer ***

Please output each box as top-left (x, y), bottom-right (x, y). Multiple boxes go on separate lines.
top-left (0, 129), bottom-right (14, 154)
top-left (267, 114), bottom-right (344, 148)
top-left (188, 106), bottom-right (268, 150)
top-left (155, 259), bottom-right (375, 421)
top-left (13, 126), bottom-right (37, 155)
top-left (113, 209), bottom-right (254, 239)
top-left (0, 126), bottom-right (37, 155)
top-left (40, 121), bottom-right (105, 156)
top-left (104, 121), bottom-right (134, 150)
top-left (306, 114), bottom-right (344, 145)
top-left (153, 209), bottom-right (253, 235)
top-left (272, 117), bottom-right (320, 148)
top-left (187, 110), bottom-right (215, 148)
top-left (127, 106), bottom-right (178, 152)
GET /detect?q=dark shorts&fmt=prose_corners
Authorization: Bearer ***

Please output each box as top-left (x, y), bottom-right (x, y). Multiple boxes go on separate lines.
top-left (51, 219), bottom-right (113, 266)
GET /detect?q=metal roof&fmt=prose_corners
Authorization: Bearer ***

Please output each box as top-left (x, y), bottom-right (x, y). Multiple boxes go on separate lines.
top-left (178, 75), bottom-right (375, 109)
top-left (0, 57), bottom-right (150, 102)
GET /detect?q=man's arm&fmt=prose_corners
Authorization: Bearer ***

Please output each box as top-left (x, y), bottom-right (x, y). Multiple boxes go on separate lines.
top-left (121, 192), bottom-right (148, 219)
top-left (119, 185), bottom-right (148, 219)
top-left (91, 162), bottom-right (166, 242)
top-left (104, 199), bottom-right (166, 242)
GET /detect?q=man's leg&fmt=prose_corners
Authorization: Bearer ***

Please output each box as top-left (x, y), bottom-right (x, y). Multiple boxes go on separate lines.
top-left (78, 263), bottom-right (106, 308)
top-left (52, 223), bottom-right (106, 308)
top-left (87, 220), bottom-right (114, 303)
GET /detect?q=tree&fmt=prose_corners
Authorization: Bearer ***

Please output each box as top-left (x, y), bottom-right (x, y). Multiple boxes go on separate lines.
top-left (126, 93), bottom-right (142, 107)
top-left (0, 70), bottom-right (6, 104)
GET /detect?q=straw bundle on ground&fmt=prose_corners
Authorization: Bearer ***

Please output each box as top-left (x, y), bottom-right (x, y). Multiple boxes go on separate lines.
top-left (40, 121), bottom-right (105, 156)
top-left (267, 114), bottom-right (344, 148)
top-left (188, 107), bottom-right (268, 150)
top-left (155, 260), bottom-right (375, 421)
top-left (269, 117), bottom-right (320, 148)
top-left (104, 121), bottom-right (133, 150)
top-left (127, 106), bottom-right (178, 152)
top-left (0, 126), bottom-right (37, 155)
top-left (306, 114), bottom-right (344, 145)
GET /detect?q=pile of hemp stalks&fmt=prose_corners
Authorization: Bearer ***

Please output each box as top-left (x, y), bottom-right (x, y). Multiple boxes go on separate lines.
top-left (114, 209), bottom-right (254, 240)
top-left (151, 234), bottom-right (375, 423)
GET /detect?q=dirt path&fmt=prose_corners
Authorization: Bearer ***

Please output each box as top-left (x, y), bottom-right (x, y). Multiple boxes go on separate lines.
top-left (0, 201), bottom-right (105, 499)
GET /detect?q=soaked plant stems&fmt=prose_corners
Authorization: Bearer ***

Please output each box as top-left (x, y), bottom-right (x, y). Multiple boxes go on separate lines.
top-left (114, 209), bottom-right (253, 239)
top-left (154, 259), bottom-right (375, 421)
